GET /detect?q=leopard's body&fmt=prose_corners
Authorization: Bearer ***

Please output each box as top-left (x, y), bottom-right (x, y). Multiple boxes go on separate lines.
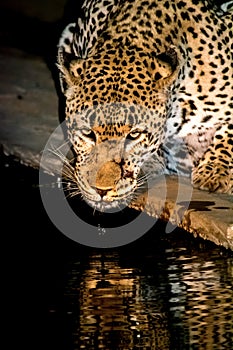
top-left (57, 0), bottom-right (233, 210)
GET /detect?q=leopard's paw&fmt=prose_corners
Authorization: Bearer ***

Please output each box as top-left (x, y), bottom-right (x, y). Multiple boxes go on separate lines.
top-left (192, 162), bottom-right (233, 194)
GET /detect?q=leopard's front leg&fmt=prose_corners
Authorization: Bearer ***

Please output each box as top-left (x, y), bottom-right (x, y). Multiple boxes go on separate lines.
top-left (192, 124), bottom-right (233, 194)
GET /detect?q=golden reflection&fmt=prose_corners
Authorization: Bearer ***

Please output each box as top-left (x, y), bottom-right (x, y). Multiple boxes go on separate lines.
top-left (180, 259), bottom-right (233, 349)
top-left (69, 253), bottom-right (170, 349)
top-left (63, 249), bottom-right (233, 349)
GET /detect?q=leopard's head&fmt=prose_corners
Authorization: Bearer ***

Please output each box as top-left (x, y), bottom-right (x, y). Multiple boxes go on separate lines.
top-left (57, 45), bottom-right (178, 210)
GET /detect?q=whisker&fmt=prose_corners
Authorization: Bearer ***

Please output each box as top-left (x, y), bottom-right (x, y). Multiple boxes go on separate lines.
top-left (66, 190), bottom-right (81, 198)
top-left (45, 143), bottom-right (82, 199)
top-left (92, 204), bottom-right (97, 216)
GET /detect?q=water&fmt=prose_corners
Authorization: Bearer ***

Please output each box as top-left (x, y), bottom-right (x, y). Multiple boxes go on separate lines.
top-left (47, 238), bottom-right (232, 350)
top-left (2, 153), bottom-right (233, 349)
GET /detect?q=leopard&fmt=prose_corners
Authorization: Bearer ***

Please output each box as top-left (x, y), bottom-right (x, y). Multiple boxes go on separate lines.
top-left (57, 0), bottom-right (233, 211)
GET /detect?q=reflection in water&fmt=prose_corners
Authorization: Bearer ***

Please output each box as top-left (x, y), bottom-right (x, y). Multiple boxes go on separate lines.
top-left (166, 252), bottom-right (233, 349)
top-left (69, 254), bottom-right (170, 349)
top-left (48, 232), bottom-right (233, 350)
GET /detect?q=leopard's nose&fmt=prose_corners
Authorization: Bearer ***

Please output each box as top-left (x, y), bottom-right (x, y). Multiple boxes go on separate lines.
top-left (94, 161), bottom-right (121, 196)
top-left (95, 188), bottom-right (109, 198)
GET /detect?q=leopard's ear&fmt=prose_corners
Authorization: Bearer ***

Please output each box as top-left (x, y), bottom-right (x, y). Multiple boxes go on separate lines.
top-left (153, 46), bottom-right (180, 88)
top-left (57, 0), bottom-right (119, 93)
top-left (57, 47), bottom-right (84, 94)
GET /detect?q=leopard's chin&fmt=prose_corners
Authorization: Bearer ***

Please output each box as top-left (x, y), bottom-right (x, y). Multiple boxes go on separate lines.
top-left (85, 197), bottom-right (130, 213)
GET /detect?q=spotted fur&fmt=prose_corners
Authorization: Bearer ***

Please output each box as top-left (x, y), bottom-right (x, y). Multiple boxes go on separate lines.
top-left (57, 0), bottom-right (233, 210)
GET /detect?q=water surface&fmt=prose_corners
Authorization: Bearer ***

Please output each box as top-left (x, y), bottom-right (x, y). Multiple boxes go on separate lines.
top-left (47, 227), bottom-right (233, 350)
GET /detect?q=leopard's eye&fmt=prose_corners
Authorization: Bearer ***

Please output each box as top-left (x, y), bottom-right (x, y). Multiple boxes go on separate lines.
top-left (81, 128), bottom-right (92, 136)
top-left (80, 128), bottom-right (96, 142)
top-left (127, 130), bottom-right (143, 140)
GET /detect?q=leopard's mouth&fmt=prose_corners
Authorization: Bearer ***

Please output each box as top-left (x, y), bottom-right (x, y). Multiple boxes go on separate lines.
top-left (85, 196), bottom-right (131, 212)
top-left (71, 157), bottom-right (152, 212)
top-left (83, 177), bottom-right (138, 212)
top-left (74, 161), bottom-right (141, 212)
